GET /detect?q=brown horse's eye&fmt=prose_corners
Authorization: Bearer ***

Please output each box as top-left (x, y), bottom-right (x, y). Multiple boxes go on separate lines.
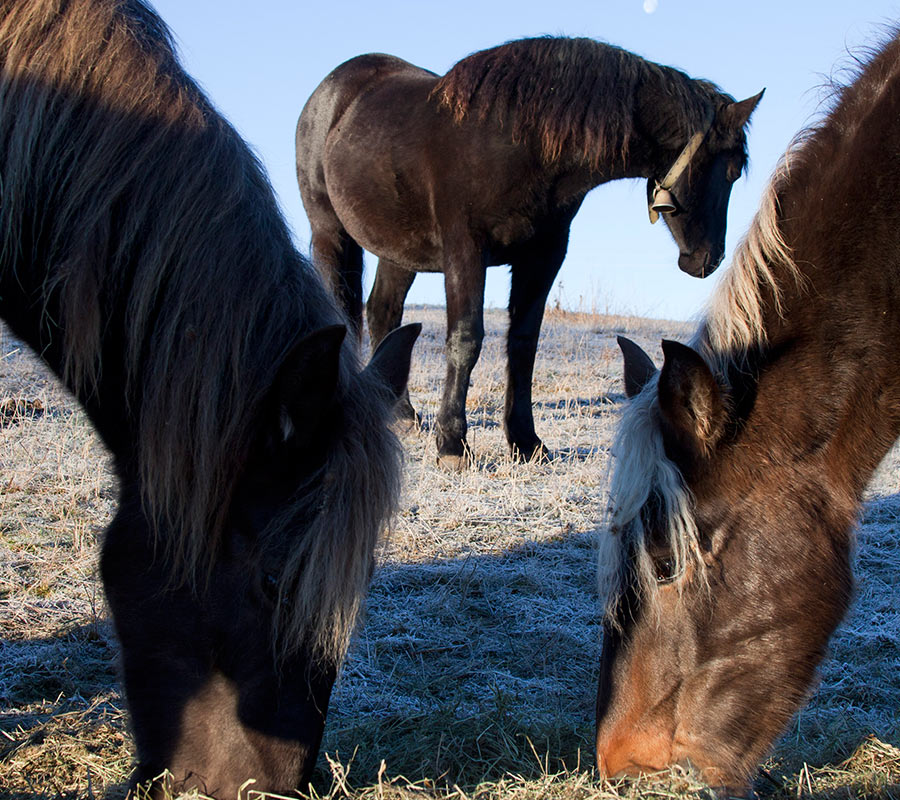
top-left (655, 556), bottom-right (677, 583)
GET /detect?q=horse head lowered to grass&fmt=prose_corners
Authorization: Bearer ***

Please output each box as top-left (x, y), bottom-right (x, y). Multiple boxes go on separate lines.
top-left (296, 37), bottom-right (762, 469)
top-left (0, 1), bottom-right (419, 797)
top-left (597, 29), bottom-right (900, 794)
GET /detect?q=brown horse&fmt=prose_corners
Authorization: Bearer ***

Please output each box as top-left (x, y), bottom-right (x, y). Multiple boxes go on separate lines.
top-left (596, 29), bottom-right (900, 794)
top-left (296, 37), bottom-right (762, 469)
top-left (0, 1), bottom-right (418, 797)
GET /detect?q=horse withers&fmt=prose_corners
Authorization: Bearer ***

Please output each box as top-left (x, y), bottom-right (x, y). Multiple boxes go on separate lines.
top-left (597, 30), bottom-right (900, 794)
top-left (0, 1), bottom-right (418, 797)
top-left (297, 37), bottom-right (762, 469)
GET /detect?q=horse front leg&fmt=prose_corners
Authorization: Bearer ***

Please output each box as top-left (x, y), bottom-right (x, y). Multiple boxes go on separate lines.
top-left (506, 245), bottom-right (567, 461)
top-left (436, 251), bottom-right (485, 470)
top-left (367, 259), bottom-right (417, 423)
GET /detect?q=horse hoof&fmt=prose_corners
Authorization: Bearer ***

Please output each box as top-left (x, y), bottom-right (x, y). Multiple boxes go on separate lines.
top-left (436, 452), bottom-right (468, 472)
top-left (512, 442), bottom-right (551, 464)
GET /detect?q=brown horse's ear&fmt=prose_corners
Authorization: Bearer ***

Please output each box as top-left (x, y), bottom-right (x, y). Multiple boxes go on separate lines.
top-left (617, 336), bottom-right (657, 398)
top-left (657, 339), bottom-right (726, 460)
top-left (272, 323), bottom-right (347, 445)
top-left (364, 322), bottom-right (421, 403)
top-left (718, 89), bottom-right (765, 131)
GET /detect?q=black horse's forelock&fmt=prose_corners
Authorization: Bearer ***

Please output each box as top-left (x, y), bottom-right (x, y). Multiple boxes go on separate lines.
top-left (431, 36), bottom-right (733, 169)
top-left (0, 0), bottom-right (400, 661)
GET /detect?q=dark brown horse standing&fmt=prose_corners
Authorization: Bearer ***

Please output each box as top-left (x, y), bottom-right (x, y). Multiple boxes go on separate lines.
top-left (296, 37), bottom-right (762, 468)
top-left (0, 1), bottom-right (418, 797)
top-left (597, 30), bottom-right (900, 794)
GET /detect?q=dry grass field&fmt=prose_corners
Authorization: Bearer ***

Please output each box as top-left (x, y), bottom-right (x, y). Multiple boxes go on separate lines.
top-left (1, 305), bottom-right (898, 799)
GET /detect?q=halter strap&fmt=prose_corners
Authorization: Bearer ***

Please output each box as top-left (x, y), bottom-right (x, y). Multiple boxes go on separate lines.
top-left (649, 108), bottom-right (716, 223)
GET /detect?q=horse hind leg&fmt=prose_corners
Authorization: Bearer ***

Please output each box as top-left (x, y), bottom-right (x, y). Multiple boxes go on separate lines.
top-left (297, 89), bottom-right (365, 336)
top-left (309, 223), bottom-right (364, 337)
top-left (367, 258), bottom-right (417, 424)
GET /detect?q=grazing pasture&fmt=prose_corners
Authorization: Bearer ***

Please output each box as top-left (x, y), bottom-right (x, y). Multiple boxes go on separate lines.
top-left (1, 306), bottom-right (898, 799)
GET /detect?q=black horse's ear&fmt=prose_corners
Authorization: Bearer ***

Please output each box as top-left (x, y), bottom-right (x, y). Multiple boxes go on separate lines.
top-left (272, 324), bottom-right (347, 446)
top-left (657, 339), bottom-right (726, 460)
top-left (618, 336), bottom-right (657, 398)
top-left (718, 89), bottom-right (765, 131)
top-left (364, 323), bottom-right (421, 402)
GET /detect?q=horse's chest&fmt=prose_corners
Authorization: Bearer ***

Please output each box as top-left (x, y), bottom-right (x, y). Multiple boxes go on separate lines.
top-left (486, 214), bottom-right (537, 249)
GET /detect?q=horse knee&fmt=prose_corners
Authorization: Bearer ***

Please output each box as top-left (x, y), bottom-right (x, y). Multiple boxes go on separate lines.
top-left (446, 322), bottom-right (483, 368)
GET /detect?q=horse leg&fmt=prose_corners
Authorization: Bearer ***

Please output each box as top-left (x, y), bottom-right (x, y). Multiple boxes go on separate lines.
top-left (367, 258), bottom-right (417, 423)
top-left (506, 242), bottom-right (567, 461)
top-left (298, 110), bottom-right (365, 336)
top-left (436, 251), bottom-right (485, 470)
top-left (303, 188), bottom-right (365, 337)
top-left (309, 225), bottom-right (364, 338)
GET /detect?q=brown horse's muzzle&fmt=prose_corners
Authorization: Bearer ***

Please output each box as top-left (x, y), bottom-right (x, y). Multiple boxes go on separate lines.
top-left (595, 723), bottom-right (672, 779)
top-left (596, 724), bottom-right (753, 798)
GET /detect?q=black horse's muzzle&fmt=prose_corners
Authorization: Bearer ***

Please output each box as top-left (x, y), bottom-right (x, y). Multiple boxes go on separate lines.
top-left (678, 246), bottom-right (724, 278)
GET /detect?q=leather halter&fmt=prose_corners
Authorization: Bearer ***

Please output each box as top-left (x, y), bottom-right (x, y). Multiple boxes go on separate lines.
top-left (649, 110), bottom-right (716, 224)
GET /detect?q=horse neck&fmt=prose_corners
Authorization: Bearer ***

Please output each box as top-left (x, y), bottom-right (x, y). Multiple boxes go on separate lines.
top-left (726, 165), bottom-right (900, 506)
top-left (547, 71), bottom-right (707, 187)
top-left (628, 68), bottom-right (712, 181)
top-left (549, 121), bottom-right (674, 197)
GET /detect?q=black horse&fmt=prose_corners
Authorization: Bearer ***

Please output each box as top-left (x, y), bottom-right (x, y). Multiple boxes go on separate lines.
top-left (297, 37), bottom-right (762, 468)
top-left (0, 1), bottom-right (418, 797)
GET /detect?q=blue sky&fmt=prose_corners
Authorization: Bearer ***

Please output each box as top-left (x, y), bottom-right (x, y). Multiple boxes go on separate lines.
top-left (152, 1), bottom-right (899, 321)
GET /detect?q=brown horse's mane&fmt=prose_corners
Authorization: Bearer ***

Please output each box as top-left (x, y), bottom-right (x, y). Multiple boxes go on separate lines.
top-left (431, 36), bottom-right (730, 168)
top-left (603, 29), bottom-right (900, 612)
top-left (0, 0), bottom-right (400, 661)
top-left (699, 28), bottom-right (900, 366)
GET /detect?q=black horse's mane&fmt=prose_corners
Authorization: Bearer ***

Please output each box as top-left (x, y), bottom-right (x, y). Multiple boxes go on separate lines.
top-left (431, 36), bottom-right (731, 168)
top-left (0, 0), bottom-right (400, 660)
